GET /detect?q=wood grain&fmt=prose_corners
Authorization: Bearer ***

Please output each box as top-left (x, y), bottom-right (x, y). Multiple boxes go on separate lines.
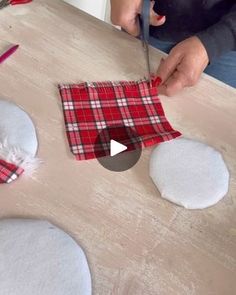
top-left (0, 1), bottom-right (236, 294)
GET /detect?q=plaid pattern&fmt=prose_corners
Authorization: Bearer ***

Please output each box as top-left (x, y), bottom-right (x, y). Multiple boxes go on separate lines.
top-left (59, 80), bottom-right (181, 160)
top-left (0, 159), bottom-right (24, 184)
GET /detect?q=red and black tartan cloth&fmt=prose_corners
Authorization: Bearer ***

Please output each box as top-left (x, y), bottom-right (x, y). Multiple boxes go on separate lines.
top-left (0, 159), bottom-right (24, 184)
top-left (58, 79), bottom-right (181, 160)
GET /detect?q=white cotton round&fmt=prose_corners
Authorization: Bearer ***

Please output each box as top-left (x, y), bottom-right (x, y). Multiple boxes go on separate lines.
top-left (0, 99), bottom-right (38, 156)
top-left (149, 138), bottom-right (229, 209)
top-left (0, 219), bottom-right (92, 295)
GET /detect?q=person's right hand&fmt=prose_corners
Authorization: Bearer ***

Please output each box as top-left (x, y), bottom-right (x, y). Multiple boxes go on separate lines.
top-left (110, 0), bottom-right (166, 36)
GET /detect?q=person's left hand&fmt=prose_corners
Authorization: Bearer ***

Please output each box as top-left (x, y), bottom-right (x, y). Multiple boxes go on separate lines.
top-left (156, 36), bottom-right (209, 96)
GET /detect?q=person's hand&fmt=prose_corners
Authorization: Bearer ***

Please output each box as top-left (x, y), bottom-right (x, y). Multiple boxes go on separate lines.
top-left (156, 36), bottom-right (209, 96)
top-left (110, 0), bottom-right (166, 36)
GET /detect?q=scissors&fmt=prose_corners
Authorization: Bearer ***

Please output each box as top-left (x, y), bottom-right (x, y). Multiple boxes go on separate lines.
top-left (0, 0), bottom-right (32, 10)
top-left (139, 0), bottom-right (152, 86)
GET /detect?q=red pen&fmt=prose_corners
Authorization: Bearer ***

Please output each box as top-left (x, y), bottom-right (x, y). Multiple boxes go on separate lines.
top-left (0, 0), bottom-right (32, 9)
top-left (0, 44), bottom-right (19, 64)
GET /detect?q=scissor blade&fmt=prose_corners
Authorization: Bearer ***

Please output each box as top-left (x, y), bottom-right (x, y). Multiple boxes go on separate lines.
top-left (139, 0), bottom-right (152, 86)
top-left (143, 41), bottom-right (152, 85)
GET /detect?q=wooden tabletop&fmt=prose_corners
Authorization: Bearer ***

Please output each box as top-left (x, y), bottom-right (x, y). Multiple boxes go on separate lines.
top-left (1, 1), bottom-right (236, 294)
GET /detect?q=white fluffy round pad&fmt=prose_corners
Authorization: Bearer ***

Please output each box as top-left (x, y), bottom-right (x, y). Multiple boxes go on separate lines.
top-left (150, 138), bottom-right (229, 209)
top-left (0, 219), bottom-right (92, 295)
top-left (0, 99), bottom-right (38, 156)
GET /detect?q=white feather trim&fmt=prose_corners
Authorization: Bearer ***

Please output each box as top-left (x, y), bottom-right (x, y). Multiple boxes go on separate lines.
top-left (0, 139), bottom-right (40, 176)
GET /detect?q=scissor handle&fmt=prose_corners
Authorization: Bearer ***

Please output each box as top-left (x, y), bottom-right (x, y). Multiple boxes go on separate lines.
top-left (141, 0), bottom-right (151, 42)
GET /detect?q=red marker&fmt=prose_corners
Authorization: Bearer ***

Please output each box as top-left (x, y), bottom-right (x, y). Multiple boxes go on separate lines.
top-left (10, 0), bottom-right (32, 5)
top-left (0, 44), bottom-right (19, 64)
top-left (1, 0), bottom-right (32, 8)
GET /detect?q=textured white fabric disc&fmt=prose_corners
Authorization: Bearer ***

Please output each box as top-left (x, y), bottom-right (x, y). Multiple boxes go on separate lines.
top-left (150, 138), bottom-right (229, 209)
top-left (0, 219), bottom-right (92, 295)
top-left (0, 100), bottom-right (38, 156)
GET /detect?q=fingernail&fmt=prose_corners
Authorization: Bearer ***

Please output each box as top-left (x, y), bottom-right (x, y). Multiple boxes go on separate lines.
top-left (156, 15), bottom-right (164, 21)
top-left (153, 76), bottom-right (162, 87)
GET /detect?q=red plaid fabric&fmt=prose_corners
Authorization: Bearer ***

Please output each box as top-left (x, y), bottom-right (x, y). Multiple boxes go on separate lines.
top-left (0, 159), bottom-right (24, 184)
top-left (59, 80), bottom-right (181, 160)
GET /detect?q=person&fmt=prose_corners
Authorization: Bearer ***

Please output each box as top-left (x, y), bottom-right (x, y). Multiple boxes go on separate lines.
top-left (110, 0), bottom-right (236, 96)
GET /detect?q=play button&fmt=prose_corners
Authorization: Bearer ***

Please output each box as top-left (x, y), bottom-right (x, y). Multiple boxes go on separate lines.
top-left (110, 140), bottom-right (127, 157)
top-left (95, 125), bottom-right (142, 172)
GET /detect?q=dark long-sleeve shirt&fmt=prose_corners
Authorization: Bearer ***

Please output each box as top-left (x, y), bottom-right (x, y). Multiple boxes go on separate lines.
top-left (151, 0), bottom-right (236, 61)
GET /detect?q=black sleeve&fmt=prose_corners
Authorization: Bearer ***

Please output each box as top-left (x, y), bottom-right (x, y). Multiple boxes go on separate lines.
top-left (196, 4), bottom-right (236, 62)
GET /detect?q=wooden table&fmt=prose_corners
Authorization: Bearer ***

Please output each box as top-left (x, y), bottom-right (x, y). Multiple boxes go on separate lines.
top-left (1, 1), bottom-right (236, 294)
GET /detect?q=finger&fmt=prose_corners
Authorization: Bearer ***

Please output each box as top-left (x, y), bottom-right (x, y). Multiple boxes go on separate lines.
top-left (177, 59), bottom-right (200, 87)
top-left (122, 17), bottom-right (140, 36)
top-left (158, 70), bottom-right (187, 96)
top-left (156, 53), bottom-right (182, 84)
top-left (150, 13), bottom-right (166, 26)
top-left (150, 1), bottom-right (166, 26)
top-left (110, 1), bottom-right (142, 36)
top-left (125, 1), bottom-right (142, 36)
